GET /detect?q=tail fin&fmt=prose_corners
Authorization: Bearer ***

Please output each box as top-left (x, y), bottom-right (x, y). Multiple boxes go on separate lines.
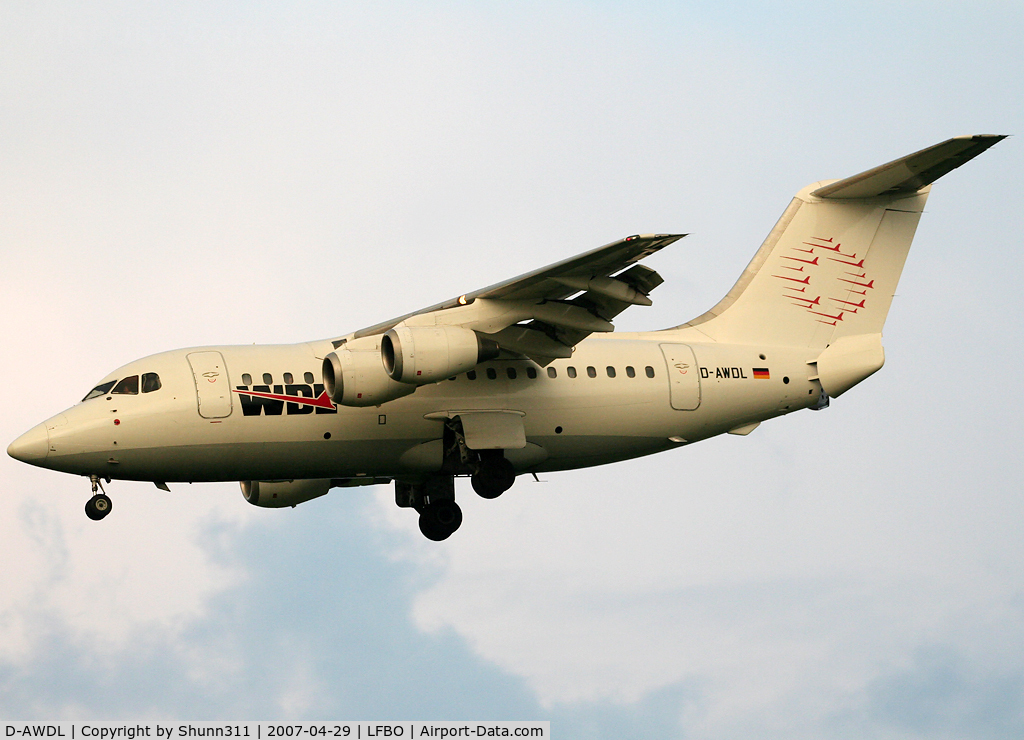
top-left (679, 135), bottom-right (1006, 350)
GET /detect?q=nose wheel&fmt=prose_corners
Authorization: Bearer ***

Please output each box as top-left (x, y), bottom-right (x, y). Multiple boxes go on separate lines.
top-left (85, 493), bottom-right (113, 520)
top-left (85, 475), bottom-right (113, 521)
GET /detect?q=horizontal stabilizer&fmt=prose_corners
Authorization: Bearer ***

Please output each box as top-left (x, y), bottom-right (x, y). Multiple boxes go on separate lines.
top-left (812, 135), bottom-right (1007, 199)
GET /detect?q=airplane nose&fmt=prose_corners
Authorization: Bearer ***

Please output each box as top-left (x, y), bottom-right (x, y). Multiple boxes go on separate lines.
top-left (8, 423), bottom-right (50, 463)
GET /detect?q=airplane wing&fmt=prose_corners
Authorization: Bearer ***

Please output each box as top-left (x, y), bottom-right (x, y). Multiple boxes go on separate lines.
top-left (339, 233), bottom-right (685, 364)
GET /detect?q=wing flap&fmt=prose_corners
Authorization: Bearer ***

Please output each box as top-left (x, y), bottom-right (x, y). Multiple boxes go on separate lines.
top-left (482, 325), bottom-right (574, 361)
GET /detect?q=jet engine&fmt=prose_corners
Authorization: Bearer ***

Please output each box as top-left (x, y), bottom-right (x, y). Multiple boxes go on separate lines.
top-left (382, 325), bottom-right (500, 385)
top-left (240, 479), bottom-right (332, 508)
top-left (322, 348), bottom-right (416, 407)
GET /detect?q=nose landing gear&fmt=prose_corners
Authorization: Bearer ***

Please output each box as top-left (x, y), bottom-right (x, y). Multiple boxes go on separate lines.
top-left (85, 475), bottom-right (113, 521)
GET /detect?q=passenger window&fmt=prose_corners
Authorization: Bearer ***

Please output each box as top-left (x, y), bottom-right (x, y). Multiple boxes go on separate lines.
top-left (526, 367), bottom-right (537, 379)
top-left (626, 366), bottom-right (636, 378)
top-left (262, 373), bottom-right (273, 384)
top-left (587, 366), bottom-right (597, 378)
top-left (606, 366), bottom-right (616, 378)
top-left (142, 373), bottom-right (162, 393)
top-left (242, 373), bottom-right (252, 385)
top-left (82, 380), bottom-right (116, 402)
top-left (467, 370), bottom-right (477, 380)
top-left (284, 372), bottom-right (294, 384)
top-left (304, 371), bottom-right (314, 384)
top-left (111, 375), bottom-right (139, 395)
top-left (486, 368), bottom-right (497, 380)
top-left (567, 367), bottom-right (577, 378)
top-left (507, 367), bottom-right (517, 380)
top-left (547, 367), bottom-right (557, 378)
top-left (645, 366), bottom-right (655, 378)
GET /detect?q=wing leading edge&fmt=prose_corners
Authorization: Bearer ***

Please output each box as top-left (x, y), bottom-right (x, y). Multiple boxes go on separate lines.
top-left (339, 233), bottom-right (685, 364)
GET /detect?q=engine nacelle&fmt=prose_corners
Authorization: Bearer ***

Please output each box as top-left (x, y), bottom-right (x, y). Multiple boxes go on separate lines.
top-left (241, 479), bottom-right (332, 508)
top-left (322, 348), bottom-right (416, 407)
top-left (382, 325), bottom-right (500, 385)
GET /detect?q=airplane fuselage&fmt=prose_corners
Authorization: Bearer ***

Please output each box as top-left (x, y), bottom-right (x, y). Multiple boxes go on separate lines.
top-left (25, 332), bottom-right (822, 484)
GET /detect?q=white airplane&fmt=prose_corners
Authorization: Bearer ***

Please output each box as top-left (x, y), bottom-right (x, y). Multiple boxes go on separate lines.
top-left (8, 135), bottom-right (1005, 540)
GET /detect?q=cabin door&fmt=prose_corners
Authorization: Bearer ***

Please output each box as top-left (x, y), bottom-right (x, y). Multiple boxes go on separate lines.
top-left (660, 344), bottom-right (701, 411)
top-left (187, 351), bottom-right (234, 418)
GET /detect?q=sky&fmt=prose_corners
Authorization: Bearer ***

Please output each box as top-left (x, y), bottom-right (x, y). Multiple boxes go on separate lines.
top-left (2, 1), bottom-right (1023, 736)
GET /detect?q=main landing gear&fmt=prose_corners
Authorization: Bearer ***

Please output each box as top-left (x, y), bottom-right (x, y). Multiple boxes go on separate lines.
top-left (395, 417), bottom-right (521, 541)
top-left (471, 450), bottom-right (516, 499)
top-left (447, 417), bottom-right (517, 500)
top-left (85, 474), bottom-right (113, 521)
top-left (396, 476), bottom-right (463, 541)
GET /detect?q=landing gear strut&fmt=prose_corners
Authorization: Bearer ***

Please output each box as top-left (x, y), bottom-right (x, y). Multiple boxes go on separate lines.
top-left (85, 475), bottom-right (113, 521)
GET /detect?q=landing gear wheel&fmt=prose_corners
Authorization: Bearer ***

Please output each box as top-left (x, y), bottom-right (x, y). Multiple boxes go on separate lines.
top-left (472, 457), bottom-right (516, 499)
top-left (418, 499), bottom-right (463, 541)
top-left (85, 493), bottom-right (112, 521)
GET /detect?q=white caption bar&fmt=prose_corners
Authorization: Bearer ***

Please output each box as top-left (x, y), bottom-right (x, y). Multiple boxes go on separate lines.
top-left (3, 723), bottom-right (550, 740)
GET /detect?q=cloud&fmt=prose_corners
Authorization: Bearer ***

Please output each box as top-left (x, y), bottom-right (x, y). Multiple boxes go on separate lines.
top-left (0, 479), bottom-right (249, 665)
top-left (859, 646), bottom-right (1024, 737)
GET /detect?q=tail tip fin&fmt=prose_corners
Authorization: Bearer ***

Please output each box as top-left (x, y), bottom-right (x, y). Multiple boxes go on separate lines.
top-left (812, 134), bottom-right (1008, 200)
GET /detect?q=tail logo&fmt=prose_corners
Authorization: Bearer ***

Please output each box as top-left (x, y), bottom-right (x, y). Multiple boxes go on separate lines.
top-left (772, 236), bottom-right (876, 325)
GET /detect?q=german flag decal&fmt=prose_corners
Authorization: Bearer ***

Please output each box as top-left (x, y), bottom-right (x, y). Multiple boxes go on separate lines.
top-left (753, 368), bottom-right (770, 379)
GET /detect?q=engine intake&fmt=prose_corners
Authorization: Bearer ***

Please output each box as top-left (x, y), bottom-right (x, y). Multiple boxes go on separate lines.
top-left (382, 325), bottom-right (500, 385)
top-left (323, 349), bottom-right (416, 407)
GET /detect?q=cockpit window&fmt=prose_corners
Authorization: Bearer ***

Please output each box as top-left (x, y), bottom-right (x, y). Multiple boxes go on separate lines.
top-left (111, 375), bottom-right (139, 395)
top-left (142, 373), bottom-right (162, 393)
top-left (82, 380), bottom-right (116, 402)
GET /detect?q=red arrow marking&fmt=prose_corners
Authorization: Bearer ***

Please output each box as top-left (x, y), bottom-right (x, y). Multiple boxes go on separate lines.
top-left (782, 265), bottom-right (805, 272)
top-left (809, 237), bottom-right (834, 242)
top-left (233, 388), bottom-right (337, 409)
top-left (846, 271), bottom-right (867, 278)
top-left (803, 241), bottom-right (841, 251)
top-left (831, 298), bottom-right (866, 308)
top-left (809, 310), bottom-right (845, 321)
top-left (773, 274), bottom-right (811, 284)
top-left (792, 296), bottom-right (821, 306)
top-left (839, 277), bottom-right (874, 288)
top-left (830, 257), bottom-right (865, 267)
top-left (784, 286), bottom-right (807, 293)
top-left (783, 255), bottom-right (819, 265)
